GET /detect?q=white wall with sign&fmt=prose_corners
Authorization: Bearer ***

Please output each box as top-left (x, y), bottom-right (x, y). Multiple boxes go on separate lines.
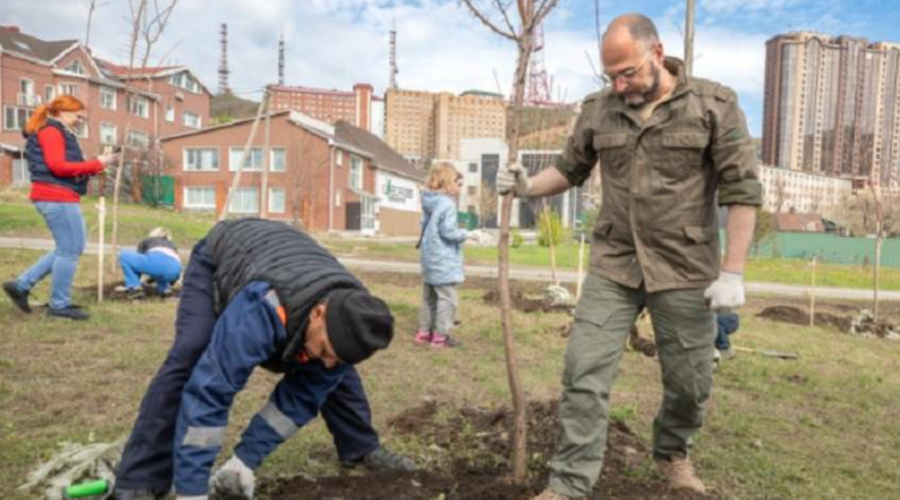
top-left (376, 172), bottom-right (421, 212)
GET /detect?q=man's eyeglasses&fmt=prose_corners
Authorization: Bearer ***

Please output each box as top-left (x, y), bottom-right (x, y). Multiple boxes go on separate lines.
top-left (602, 52), bottom-right (652, 86)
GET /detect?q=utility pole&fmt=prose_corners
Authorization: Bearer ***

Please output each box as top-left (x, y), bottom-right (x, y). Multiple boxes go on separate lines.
top-left (278, 33), bottom-right (285, 86)
top-left (218, 23), bottom-right (230, 94)
top-left (684, 0), bottom-right (695, 77)
top-left (389, 21), bottom-right (399, 90)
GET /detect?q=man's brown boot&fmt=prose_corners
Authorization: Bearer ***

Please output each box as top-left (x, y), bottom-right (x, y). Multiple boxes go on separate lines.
top-left (656, 455), bottom-right (706, 493)
top-left (531, 488), bottom-right (586, 500)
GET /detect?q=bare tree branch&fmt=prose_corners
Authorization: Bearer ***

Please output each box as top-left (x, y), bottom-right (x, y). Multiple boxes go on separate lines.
top-left (459, 0), bottom-right (517, 41)
top-left (83, 0), bottom-right (108, 47)
top-left (140, 0), bottom-right (180, 68)
top-left (533, 0), bottom-right (561, 27)
top-left (493, 0), bottom-right (519, 37)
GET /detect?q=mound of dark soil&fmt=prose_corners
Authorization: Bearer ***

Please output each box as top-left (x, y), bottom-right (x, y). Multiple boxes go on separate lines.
top-left (263, 400), bottom-right (719, 500)
top-left (757, 306), bottom-right (851, 331)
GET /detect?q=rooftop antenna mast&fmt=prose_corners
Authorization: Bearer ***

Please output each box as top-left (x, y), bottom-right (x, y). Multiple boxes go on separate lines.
top-left (389, 20), bottom-right (399, 89)
top-left (278, 33), bottom-right (285, 85)
top-left (218, 23), bottom-right (230, 94)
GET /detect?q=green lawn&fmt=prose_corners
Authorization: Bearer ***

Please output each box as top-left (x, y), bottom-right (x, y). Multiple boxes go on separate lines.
top-left (2, 188), bottom-right (899, 292)
top-left (0, 189), bottom-right (215, 248)
top-left (1, 248), bottom-right (899, 499)
top-left (327, 237), bottom-right (900, 292)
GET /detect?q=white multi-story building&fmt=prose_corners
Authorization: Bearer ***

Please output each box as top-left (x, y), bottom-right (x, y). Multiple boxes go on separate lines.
top-left (758, 164), bottom-right (853, 216)
top-left (450, 138), bottom-right (584, 228)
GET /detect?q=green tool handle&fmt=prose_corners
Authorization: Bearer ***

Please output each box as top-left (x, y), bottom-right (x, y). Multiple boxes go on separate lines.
top-left (64, 479), bottom-right (109, 498)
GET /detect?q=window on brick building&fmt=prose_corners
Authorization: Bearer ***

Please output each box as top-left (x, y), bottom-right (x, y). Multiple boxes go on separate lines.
top-left (349, 155), bottom-right (363, 190)
top-left (271, 148), bottom-right (286, 172)
top-left (184, 186), bottom-right (216, 209)
top-left (183, 111), bottom-right (201, 129)
top-left (166, 105), bottom-right (175, 122)
top-left (184, 148), bottom-right (219, 171)
top-left (269, 187), bottom-right (286, 213)
top-left (127, 130), bottom-right (148, 148)
top-left (66, 59), bottom-right (85, 75)
top-left (229, 147), bottom-right (264, 171)
top-left (100, 87), bottom-right (117, 110)
top-left (3, 106), bottom-right (32, 131)
top-left (229, 187), bottom-right (259, 213)
top-left (100, 123), bottom-right (117, 145)
top-left (58, 83), bottom-right (78, 97)
top-left (128, 96), bottom-right (149, 118)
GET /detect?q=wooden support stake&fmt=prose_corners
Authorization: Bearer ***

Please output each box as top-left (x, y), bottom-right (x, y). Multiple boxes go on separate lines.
top-left (543, 202), bottom-right (559, 285)
top-left (576, 233), bottom-right (586, 301)
top-left (809, 256), bottom-right (817, 327)
top-left (220, 91), bottom-right (269, 222)
top-left (97, 196), bottom-right (106, 303)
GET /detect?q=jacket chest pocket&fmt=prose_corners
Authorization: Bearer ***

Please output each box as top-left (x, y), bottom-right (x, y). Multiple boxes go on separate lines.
top-left (594, 133), bottom-right (630, 178)
top-left (655, 132), bottom-right (708, 178)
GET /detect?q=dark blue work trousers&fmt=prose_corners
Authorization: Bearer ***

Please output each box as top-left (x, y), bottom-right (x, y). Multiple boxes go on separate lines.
top-left (115, 241), bottom-right (379, 494)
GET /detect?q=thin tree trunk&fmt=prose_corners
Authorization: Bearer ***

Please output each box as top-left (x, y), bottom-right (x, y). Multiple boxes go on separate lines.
top-left (499, 26), bottom-right (534, 487)
top-left (109, 123), bottom-right (131, 280)
top-left (874, 229), bottom-right (882, 322)
top-left (97, 196), bottom-right (106, 302)
top-left (220, 92), bottom-right (268, 222)
top-left (543, 201), bottom-right (558, 285)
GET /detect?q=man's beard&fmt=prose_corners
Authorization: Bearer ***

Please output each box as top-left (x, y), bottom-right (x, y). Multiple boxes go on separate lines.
top-left (625, 62), bottom-right (661, 108)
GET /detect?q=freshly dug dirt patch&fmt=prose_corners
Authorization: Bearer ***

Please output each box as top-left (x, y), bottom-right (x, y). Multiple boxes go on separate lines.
top-left (757, 306), bottom-right (851, 331)
top-left (263, 400), bottom-right (719, 500)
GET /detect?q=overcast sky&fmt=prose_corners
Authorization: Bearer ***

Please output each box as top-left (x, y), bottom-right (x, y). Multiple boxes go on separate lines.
top-left (4, 0), bottom-right (898, 136)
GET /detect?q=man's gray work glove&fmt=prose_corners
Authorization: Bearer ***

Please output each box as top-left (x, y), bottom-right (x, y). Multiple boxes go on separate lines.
top-left (495, 161), bottom-right (531, 197)
top-left (703, 271), bottom-right (745, 311)
top-left (210, 455), bottom-right (255, 499)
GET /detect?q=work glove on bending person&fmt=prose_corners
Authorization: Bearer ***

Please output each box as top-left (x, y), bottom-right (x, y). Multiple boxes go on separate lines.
top-left (703, 271), bottom-right (745, 311)
top-left (210, 455), bottom-right (255, 499)
top-left (495, 161), bottom-right (531, 197)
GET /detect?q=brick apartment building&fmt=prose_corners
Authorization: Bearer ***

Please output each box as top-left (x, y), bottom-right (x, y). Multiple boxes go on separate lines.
top-left (267, 83), bottom-right (386, 137)
top-left (762, 32), bottom-right (900, 187)
top-left (0, 25), bottom-right (211, 191)
top-left (384, 88), bottom-right (507, 164)
top-left (160, 110), bottom-right (424, 235)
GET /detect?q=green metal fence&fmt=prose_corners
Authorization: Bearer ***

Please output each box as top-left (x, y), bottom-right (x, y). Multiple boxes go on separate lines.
top-left (752, 232), bottom-right (900, 267)
top-left (142, 175), bottom-right (174, 207)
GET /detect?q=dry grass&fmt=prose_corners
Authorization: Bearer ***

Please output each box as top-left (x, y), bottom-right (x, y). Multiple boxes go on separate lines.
top-left (2, 248), bottom-right (900, 499)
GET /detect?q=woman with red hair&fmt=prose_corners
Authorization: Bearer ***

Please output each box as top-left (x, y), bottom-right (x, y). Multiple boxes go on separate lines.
top-left (3, 95), bottom-right (115, 320)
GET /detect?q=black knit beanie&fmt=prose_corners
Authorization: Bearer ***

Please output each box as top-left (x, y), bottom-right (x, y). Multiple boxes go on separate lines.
top-left (325, 289), bottom-right (394, 364)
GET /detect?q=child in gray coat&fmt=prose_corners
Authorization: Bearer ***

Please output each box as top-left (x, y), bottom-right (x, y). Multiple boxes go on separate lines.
top-left (416, 163), bottom-right (471, 348)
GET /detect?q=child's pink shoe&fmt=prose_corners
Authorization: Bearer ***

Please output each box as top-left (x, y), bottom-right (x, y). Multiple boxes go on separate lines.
top-left (430, 333), bottom-right (461, 349)
top-left (414, 330), bottom-right (432, 344)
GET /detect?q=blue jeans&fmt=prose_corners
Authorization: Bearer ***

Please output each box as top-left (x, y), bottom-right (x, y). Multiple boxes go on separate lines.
top-left (120, 250), bottom-right (182, 293)
top-left (17, 201), bottom-right (86, 309)
top-left (715, 312), bottom-right (740, 351)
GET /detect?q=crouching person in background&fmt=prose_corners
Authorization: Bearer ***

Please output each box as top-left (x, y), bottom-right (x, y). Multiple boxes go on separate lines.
top-left (115, 227), bottom-right (182, 298)
top-left (113, 218), bottom-right (412, 500)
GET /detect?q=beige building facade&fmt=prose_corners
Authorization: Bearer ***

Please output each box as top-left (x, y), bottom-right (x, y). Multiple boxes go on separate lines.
top-left (385, 88), bottom-right (505, 164)
top-left (762, 32), bottom-right (900, 187)
top-left (758, 164), bottom-right (853, 217)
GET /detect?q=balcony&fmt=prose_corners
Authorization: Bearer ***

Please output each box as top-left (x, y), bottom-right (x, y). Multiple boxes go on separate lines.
top-left (17, 93), bottom-right (42, 108)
